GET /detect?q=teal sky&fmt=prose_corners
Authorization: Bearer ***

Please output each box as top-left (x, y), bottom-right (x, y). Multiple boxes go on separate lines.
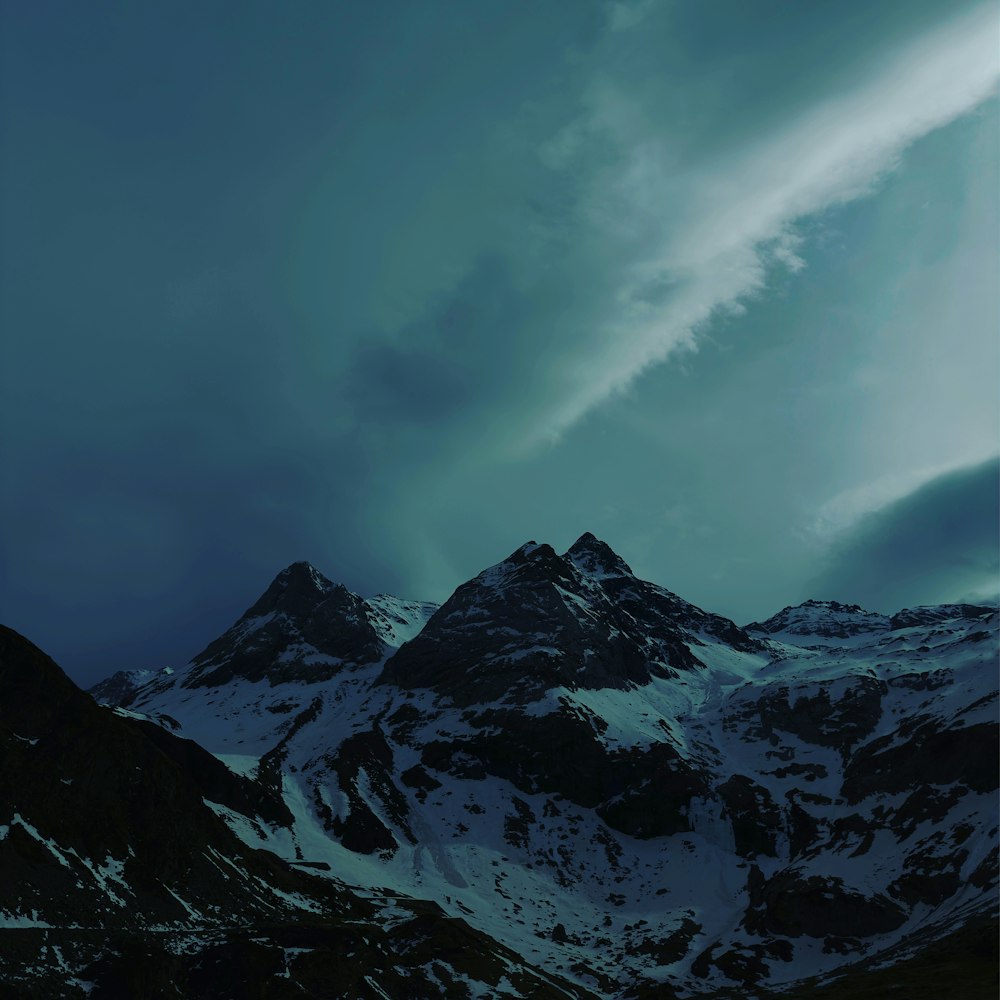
top-left (2, 1), bottom-right (997, 684)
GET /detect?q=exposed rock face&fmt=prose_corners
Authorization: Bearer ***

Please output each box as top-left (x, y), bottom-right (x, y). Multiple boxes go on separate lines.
top-left (185, 562), bottom-right (385, 687)
top-left (418, 705), bottom-right (711, 839)
top-left (378, 533), bottom-right (757, 706)
top-left (0, 625), bottom-right (316, 929)
top-left (87, 668), bottom-right (153, 708)
top-left (889, 603), bottom-right (996, 630)
top-left (728, 675), bottom-right (886, 755)
top-left (842, 719), bottom-right (999, 803)
top-left (321, 725), bottom-right (415, 856)
top-left (745, 868), bottom-right (907, 939)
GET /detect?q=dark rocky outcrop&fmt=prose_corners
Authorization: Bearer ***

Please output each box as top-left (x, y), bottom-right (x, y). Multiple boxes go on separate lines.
top-left (420, 704), bottom-right (710, 839)
top-left (0, 626), bottom-right (337, 929)
top-left (889, 604), bottom-right (995, 630)
top-left (87, 668), bottom-right (153, 708)
top-left (185, 562), bottom-right (385, 687)
top-left (321, 726), bottom-right (415, 855)
top-left (745, 868), bottom-right (907, 939)
top-left (842, 720), bottom-right (999, 804)
top-left (378, 534), bottom-right (756, 707)
top-left (717, 775), bottom-right (783, 857)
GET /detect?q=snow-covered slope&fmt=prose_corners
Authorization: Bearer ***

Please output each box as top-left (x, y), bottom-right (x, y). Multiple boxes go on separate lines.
top-left (85, 536), bottom-right (998, 997)
top-left (0, 625), bottom-right (590, 1000)
top-left (365, 593), bottom-right (440, 647)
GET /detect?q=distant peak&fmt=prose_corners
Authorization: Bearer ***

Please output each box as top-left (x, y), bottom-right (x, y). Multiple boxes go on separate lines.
top-left (565, 532), bottom-right (633, 579)
top-left (745, 599), bottom-right (890, 640)
top-left (800, 599), bottom-right (870, 614)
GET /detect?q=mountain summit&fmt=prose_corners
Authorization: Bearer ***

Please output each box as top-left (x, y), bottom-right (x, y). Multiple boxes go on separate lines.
top-left (377, 534), bottom-right (753, 705)
top-left (185, 562), bottom-right (384, 687)
top-left (565, 531), bottom-right (634, 578)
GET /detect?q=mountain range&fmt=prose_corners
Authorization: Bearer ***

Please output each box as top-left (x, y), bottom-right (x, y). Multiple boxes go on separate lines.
top-left (2, 533), bottom-right (997, 998)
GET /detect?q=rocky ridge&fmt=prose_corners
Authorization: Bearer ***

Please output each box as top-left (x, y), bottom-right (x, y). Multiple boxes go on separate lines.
top-left (4, 533), bottom-right (997, 997)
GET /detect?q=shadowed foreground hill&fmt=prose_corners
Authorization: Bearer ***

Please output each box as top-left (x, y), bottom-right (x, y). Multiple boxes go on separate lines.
top-left (0, 625), bottom-right (592, 999)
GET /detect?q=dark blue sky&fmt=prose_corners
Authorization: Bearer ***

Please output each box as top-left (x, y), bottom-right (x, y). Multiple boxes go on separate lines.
top-left (2, 1), bottom-right (997, 685)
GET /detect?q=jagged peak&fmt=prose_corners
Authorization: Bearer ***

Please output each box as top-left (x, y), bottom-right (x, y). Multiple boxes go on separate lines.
top-left (799, 598), bottom-right (873, 614)
top-left (564, 532), bottom-right (634, 580)
top-left (464, 533), bottom-right (638, 597)
top-left (239, 561), bottom-right (348, 622)
top-left (469, 540), bottom-right (577, 594)
top-left (512, 540), bottom-right (554, 560)
top-left (275, 560), bottom-right (331, 588)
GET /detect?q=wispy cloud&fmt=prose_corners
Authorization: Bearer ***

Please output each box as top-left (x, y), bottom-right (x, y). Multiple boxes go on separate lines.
top-left (531, 2), bottom-right (1000, 445)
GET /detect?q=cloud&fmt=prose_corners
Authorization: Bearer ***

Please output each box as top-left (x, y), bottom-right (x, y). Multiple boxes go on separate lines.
top-left (606, 0), bottom-right (658, 33)
top-left (335, 254), bottom-right (560, 446)
top-left (810, 450), bottom-right (1000, 541)
top-left (808, 457), bottom-right (999, 612)
top-left (529, 2), bottom-right (1000, 445)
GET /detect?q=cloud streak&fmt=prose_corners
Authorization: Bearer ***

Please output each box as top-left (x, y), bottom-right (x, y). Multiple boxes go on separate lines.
top-left (808, 457), bottom-right (999, 611)
top-left (532, 2), bottom-right (1000, 445)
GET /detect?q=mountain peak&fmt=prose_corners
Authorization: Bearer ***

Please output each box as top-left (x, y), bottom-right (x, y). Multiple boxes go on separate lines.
top-left (185, 562), bottom-right (382, 687)
top-left (746, 600), bottom-right (890, 642)
top-left (511, 540), bottom-right (543, 559)
top-left (245, 561), bottom-right (337, 619)
top-left (274, 559), bottom-right (332, 591)
top-left (281, 559), bottom-right (323, 577)
top-left (565, 532), bottom-right (633, 579)
top-left (472, 541), bottom-right (572, 592)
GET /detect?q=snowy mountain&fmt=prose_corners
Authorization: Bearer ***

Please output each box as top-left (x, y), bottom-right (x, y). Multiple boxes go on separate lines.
top-left (0, 625), bottom-right (589, 999)
top-left (3, 534), bottom-right (997, 997)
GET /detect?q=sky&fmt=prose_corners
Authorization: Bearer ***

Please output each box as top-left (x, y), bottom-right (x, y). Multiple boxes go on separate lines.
top-left (1, 0), bottom-right (997, 686)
